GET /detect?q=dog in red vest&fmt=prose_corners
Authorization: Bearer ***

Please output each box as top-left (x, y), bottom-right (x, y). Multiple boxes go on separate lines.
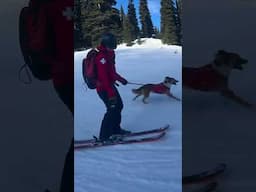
top-left (183, 50), bottom-right (253, 108)
top-left (132, 76), bottom-right (180, 104)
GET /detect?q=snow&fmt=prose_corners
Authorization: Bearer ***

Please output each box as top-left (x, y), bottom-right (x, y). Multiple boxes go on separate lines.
top-left (182, 1), bottom-right (256, 191)
top-left (182, 49), bottom-right (256, 191)
top-left (182, 84), bottom-right (256, 191)
top-left (117, 38), bottom-right (180, 49)
top-left (74, 39), bottom-right (182, 192)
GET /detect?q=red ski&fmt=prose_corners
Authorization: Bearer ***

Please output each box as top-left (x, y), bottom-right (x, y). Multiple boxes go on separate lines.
top-left (75, 131), bottom-right (167, 150)
top-left (75, 124), bottom-right (170, 145)
top-left (183, 163), bottom-right (227, 185)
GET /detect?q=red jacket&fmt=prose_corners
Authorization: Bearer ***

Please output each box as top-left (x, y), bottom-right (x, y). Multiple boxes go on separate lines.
top-left (152, 84), bottom-right (169, 94)
top-left (95, 45), bottom-right (126, 98)
top-left (28, 0), bottom-right (73, 86)
top-left (183, 64), bottom-right (227, 91)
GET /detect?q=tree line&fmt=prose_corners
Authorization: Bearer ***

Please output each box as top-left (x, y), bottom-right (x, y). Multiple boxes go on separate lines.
top-left (74, 0), bottom-right (182, 50)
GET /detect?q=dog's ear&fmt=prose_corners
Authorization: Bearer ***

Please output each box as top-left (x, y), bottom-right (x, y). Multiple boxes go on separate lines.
top-left (214, 53), bottom-right (224, 66)
top-left (214, 50), bottom-right (227, 66)
top-left (217, 50), bottom-right (226, 55)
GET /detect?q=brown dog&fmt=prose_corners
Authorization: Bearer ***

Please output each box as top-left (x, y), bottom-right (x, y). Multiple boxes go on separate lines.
top-left (183, 50), bottom-right (253, 108)
top-left (132, 77), bottom-right (180, 104)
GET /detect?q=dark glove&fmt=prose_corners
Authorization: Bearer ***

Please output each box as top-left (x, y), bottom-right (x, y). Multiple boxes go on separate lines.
top-left (120, 78), bottom-right (128, 85)
top-left (109, 97), bottom-right (117, 108)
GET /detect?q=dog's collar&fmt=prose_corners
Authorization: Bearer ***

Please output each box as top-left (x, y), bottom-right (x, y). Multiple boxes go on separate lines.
top-left (162, 82), bottom-right (171, 88)
top-left (211, 61), bottom-right (232, 78)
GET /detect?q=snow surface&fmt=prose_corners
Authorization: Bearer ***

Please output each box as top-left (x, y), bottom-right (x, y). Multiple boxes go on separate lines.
top-left (74, 38), bottom-right (182, 192)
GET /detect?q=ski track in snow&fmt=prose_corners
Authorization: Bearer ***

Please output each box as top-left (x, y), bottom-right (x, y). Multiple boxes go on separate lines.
top-left (74, 39), bottom-right (182, 192)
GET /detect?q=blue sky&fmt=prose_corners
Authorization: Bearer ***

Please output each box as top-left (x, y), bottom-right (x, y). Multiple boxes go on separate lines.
top-left (115, 0), bottom-right (161, 29)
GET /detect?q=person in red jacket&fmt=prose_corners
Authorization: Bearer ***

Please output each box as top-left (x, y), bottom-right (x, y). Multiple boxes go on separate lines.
top-left (28, 0), bottom-right (74, 96)
top-left (95, 33), bottom-right (131, 141)
top-left (42, 1), bottom-right (74, 192)
top-left (26, 1), bottom-right (73, 192)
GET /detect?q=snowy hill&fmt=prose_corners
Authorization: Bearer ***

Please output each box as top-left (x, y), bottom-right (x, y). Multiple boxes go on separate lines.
top-left (74, 39), bottom-right (182, 192)
top-left (118, 38), bottom-right (180, 49)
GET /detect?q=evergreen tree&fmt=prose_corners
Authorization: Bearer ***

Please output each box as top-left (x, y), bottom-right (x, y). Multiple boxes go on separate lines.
top-left (120, 5), bottom-right (125, 25)
top-left (160, 0), bottom-right (178, 45)
top-left (81, 0), bottom-right (122, 47)
top-left (123, 14), bottom-right (134, 46)
top-left (153, 26), bottom-right (161, 39)
top-left (127, 0), bottom-right (140, 40)
top-left (74, 0), bottom-right (85, 49)
top-left (119, 5), bottom-right (125, 42)
top-left (139, 0), bottom-right (154, 38)
top-left (177, 0), bottom-right (182, 22)
top-left (176, 0), bottom-right (182, 45)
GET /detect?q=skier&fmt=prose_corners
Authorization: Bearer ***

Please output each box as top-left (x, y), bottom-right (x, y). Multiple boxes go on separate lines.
top-left (20, 0), bottom-right (74, 191)
top-left (95, 33), bottom-right (131, 141)
top-left (42, 1), bottom-right (74, 192)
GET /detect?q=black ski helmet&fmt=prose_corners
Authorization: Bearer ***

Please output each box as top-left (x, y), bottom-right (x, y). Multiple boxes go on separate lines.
top-left (100, 33), bottom-right (117, 49)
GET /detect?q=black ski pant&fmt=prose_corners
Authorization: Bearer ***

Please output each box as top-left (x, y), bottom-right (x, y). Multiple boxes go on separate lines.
top-left (97, 86), bottom-right (123, 140)
top-left (54, 84), bottom-right (74, 192)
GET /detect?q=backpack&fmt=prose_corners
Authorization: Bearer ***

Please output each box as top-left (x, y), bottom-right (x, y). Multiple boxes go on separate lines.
top-left (82, 49), bottom-right (99, 89)
top-left (18, 1), bottom-right (52, 82)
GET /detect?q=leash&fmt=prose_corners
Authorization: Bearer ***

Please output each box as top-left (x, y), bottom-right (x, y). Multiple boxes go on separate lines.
top-left (128, 82), bottom-right (144, 86)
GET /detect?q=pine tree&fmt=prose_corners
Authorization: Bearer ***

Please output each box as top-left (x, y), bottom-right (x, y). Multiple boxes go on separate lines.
top-left (176, 0), bottom-right (182, 45)
top-left (153, 26), bottom-right (161, 39)
top-left (177, 0), bottom-right (182, 22)
top-left (81, 0), bottom-right (122, 47)
top-left (127, 0), bottom-right (140, 40)
top-left (74, 0), bottom-right (84, 49)
top-left (119, 5), bottom-right (125, 42)
top-left (139, 0), bottom-right (154, 38)
top-left (123, 14), bottom-right (134, 46)
top-left (120, 5), bottom-right (125, 25)
top-left (160, 0), bottom-right (178, 45)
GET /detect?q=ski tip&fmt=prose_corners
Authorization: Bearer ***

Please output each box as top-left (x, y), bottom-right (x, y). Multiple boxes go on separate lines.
top-left (217, 163), bottom-right (227, 171)
top-left (160, 131), bottom-right (167, 137)
top-left (182, 163), bottom-right (227, 185)
top-left (162, 124), bottom-right (170, 129)
top-left (219, 163), bottom-right (227, 167)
